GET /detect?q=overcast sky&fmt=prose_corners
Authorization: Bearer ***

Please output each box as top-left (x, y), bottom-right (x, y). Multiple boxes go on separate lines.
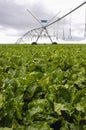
top-left (0, 0), bottom-right (86, 43)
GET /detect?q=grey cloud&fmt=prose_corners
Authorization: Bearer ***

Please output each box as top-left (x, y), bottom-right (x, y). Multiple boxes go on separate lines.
top-left (0, 1), bottom-right (66, 29)
top-left (0, 0), bottom-right (29, 30)
top-left (0, 0), bottom-right (55, 33)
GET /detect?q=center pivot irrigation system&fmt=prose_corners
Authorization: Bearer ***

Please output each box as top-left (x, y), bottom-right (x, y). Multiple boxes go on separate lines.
top-left (16, 1), bottom-right (86, 44)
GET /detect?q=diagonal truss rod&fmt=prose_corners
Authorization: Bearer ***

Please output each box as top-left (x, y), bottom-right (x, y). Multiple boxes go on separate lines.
top-left (46, 1), bottom-right (86, 27)
top-left (27, 9), bottom-right (61, 27)
top-left (27, 9), bottom-right (43, 26)
top-left (47, 11), bottom-right (61, 25)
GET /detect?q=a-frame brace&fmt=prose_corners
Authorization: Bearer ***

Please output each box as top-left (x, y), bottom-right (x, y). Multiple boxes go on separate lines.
top-left (35, 27), bottom-right (53, 43)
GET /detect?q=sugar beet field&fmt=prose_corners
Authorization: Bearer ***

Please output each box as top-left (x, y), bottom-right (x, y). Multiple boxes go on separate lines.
top-left (0, 44), bottom-right (86, 130)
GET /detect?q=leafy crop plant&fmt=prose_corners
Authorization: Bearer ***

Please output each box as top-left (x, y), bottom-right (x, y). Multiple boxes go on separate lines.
top-left (0, 44), bottom-right (86, 130)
